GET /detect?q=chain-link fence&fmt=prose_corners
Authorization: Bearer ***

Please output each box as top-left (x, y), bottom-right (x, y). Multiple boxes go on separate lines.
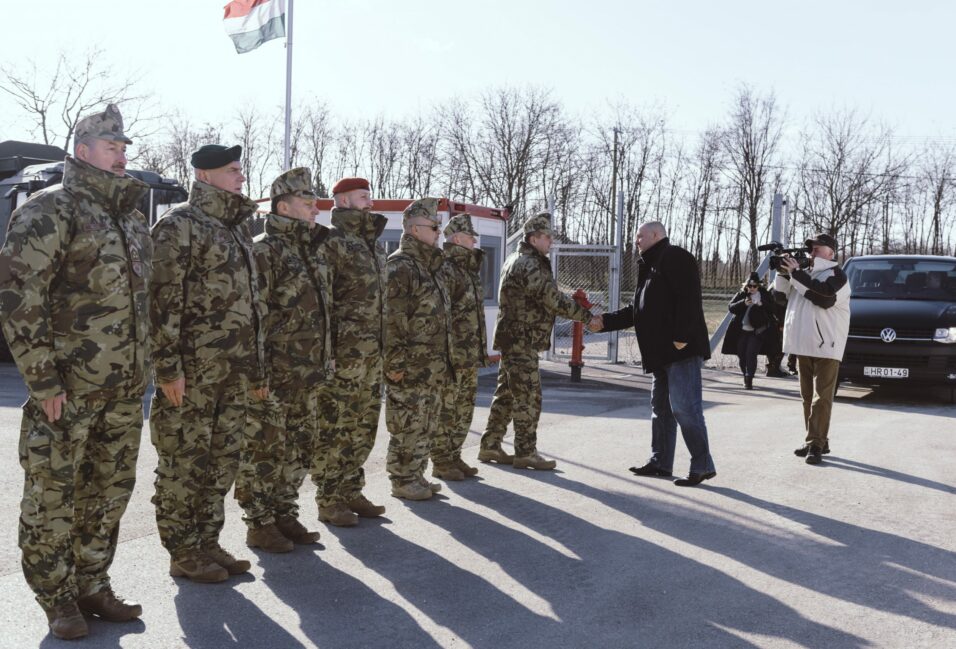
top-left (549, 244), bottom-right (615, 361)
top-left (550, 245), bottom-right (748, 371)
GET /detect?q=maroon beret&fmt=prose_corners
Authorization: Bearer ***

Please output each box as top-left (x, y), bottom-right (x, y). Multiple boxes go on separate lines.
top-left (331, 177), bottom-right (370, 195)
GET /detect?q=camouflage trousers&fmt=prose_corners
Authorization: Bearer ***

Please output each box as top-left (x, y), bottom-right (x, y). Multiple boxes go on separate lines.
top-left (236, 385), bottom-right (318, 528)
top-left (312, 359), bottom-right (382, 508)
top-left (386, 383), bottom-right (443, 486)
top-left (18, 394), bottom-right (142, 610)
top-left (150, 380), bottom-right (247, 559)
top-left (431, 367), bottom-right (479, 465)
top-left (480, 351), bottom-right (541, 457)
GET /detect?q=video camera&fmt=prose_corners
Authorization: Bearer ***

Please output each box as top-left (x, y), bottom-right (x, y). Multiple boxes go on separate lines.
top-left (758, 241), bottom-right (810, 272)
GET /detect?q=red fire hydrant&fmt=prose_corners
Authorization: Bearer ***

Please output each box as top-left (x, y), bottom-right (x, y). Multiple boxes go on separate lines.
top-left (569, 289), bottom-right (594, 383)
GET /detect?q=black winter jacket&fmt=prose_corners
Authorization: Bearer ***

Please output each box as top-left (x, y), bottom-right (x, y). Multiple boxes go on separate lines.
top-left (601, 238), bottom-right (711, 373)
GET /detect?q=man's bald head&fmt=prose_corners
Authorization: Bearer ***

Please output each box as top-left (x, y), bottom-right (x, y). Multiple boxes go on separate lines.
top-left (636, 221), bottom-right (667, 253)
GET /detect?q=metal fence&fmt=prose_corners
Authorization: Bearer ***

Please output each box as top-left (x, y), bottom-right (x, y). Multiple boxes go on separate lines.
top-left (548, 243), bottom-right (745, 370)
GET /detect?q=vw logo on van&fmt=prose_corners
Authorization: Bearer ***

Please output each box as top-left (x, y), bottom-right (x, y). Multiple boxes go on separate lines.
top-left (880, 327), bottom-right (897, 343)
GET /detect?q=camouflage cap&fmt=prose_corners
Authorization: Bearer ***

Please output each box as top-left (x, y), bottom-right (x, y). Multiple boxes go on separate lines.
top-left (270, 167), bottom-right (316, 200)
top-left (444, 213), bottom-right (478, 237)
top-left (403, 197), bottom-right (441, 224)
top-left (75, 103), bottom-right (132, 145)
top-left (523, 211), bottom-right (553, 236)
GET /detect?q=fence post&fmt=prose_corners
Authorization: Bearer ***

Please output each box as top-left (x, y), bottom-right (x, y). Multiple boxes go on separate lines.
top-left (608, 190), bottom-right (624, 363)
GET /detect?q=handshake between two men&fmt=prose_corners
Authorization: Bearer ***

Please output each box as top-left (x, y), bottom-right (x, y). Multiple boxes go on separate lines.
top-left (586, 313), bottom-right (687, 350)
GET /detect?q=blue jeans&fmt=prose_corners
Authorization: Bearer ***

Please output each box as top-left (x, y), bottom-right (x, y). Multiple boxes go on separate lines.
top-left (648, 356), bottom-right (716, 475)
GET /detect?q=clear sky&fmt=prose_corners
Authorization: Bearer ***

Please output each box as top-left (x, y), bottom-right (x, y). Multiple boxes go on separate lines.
top-left (3, 0), bottom-right (955, 144)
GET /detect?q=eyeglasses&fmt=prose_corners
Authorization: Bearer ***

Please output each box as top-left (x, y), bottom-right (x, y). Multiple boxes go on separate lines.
top-left (414, 222), bottom-right (440, 232)
top-left (746, 284), bottom-right (759, 288)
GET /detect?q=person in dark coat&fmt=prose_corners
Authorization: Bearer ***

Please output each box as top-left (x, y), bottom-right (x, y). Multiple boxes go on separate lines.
top-left (592, 221), bottom-right (716, 487)
top-left (721, 272), bottom-right (777, 389)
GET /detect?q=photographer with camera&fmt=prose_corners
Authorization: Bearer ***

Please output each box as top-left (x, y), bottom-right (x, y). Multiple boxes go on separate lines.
top-left (721, 272), bottom-right (777, 390)
top-left (774, 233), bottom-right (851, 465)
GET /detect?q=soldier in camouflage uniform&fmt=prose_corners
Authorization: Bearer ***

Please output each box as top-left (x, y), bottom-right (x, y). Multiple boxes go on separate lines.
top-left (479, 213), bottom-right (594, 470)
top-left (0, 104), bottom-right (147, 639)
top-left (149, 144), bottom-right (267, 582)
top-left (385, 198), bottom-right (455, 500)
top-left (430, 214), bottom-right (489, 481)
top-left (311, 177), bottom-right (388, 527)
top-left (236, 167), bottom-right (330, 552)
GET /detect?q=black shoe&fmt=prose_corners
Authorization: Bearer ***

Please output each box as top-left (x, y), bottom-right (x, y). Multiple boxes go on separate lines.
top-left (766, 368), bottom-right (788, 378)
top-left (674, 471), bottom-right (717, 487)
top-left (629, 462), bottom-right (672, 477)
top-left (794, 442), bottom-right (831, 457)
top-left (806, 446), bottom-right (823, 465)
top-left (744, 376), bottom-right (754, 390)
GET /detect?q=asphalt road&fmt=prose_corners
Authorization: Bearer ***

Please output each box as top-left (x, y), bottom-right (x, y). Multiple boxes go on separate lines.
top-left (0, 361), bottom-right (953, 649)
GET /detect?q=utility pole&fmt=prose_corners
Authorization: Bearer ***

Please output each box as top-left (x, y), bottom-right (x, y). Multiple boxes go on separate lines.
top-left (610, 127), bottom-right (619, 245)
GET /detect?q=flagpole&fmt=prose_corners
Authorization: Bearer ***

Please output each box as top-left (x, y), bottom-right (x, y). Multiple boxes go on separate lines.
top-left (283, 0), bottom-right (294, 170)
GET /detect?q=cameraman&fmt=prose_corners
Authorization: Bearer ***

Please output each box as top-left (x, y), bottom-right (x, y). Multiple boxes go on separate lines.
top-left (774, 233), bottom-right (851, 465)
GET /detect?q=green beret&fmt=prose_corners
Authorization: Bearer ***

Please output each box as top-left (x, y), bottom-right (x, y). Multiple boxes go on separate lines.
top-left (444, 213), bottom-right (478, 237)
top-left (191, 144), bottom-right (242, 170)
top-left (403, 197), bottom-right (440, 223)
top-left (523, 211), bottom-right (553, 236)
top-left (75, 103), bottom-right (132, 145)
top-left (271, 167), bottom-right (315, 200)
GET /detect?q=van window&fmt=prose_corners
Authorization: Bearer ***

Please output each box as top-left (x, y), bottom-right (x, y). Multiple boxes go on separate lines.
top-left (846, 259), bottom-right (956, 300)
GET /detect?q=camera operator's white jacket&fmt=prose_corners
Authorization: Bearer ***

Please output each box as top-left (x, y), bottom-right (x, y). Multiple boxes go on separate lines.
top-left (774, 258), bottom-right (851, 361)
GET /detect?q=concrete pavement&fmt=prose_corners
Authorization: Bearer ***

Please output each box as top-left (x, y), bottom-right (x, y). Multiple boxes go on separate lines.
top-left (0, 360), bottom-right (953, 648)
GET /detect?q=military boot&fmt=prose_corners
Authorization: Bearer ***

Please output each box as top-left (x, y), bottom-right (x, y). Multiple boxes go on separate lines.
top-left (276, 516), bottom-right (321, 544)
top-left (513, 452), bottom-right (557, 470)
top-left (432, 462), bottom-right (465, 481)
top-left (391, 481), bottom-right (433, 500)
top-left (203, 544), bottom-right (252, 575)
top-left (169, 554), bottom-right (229, 583)
top-left (319, 502), bottom-right (359, 527)
top-left (77, 586), bottom-right (142, 621)
top-left (454, 457), bottom-right (479, 477)
top-left (419, 477), bottom-right (442, 493)
top-left (477, 447), bottom-right (514, 464)
top-left (247, 523), bottom-right (295, 553)
top-left (347, 494), bottom-right (386, 518)
top-left (45, 601), bottom-right (88, 640)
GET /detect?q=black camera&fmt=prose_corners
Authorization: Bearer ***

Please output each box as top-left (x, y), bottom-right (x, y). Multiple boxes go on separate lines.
top-left (758, 241), bottom-right (810, 272)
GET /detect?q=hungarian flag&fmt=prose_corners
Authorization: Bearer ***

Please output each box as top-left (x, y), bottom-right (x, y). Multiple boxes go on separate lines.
top-left (223, 0), bottom-right (286, 54)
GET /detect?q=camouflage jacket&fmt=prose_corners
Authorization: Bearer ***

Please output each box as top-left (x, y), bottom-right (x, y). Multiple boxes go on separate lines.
top-left (442, 242), bottom-right (489, 371)
top-left (322, 207), bottom-right (387, 377)
top-left (385, 234), bottom-right (454, 385)
top-left (254, 213), bottom-right (332, 388)
top-left (0, 156), bottom-right (151, 401)
top-left (493, 241), bottom-right (592, 352)
top-left (149, 181), bottom-right (266, 387)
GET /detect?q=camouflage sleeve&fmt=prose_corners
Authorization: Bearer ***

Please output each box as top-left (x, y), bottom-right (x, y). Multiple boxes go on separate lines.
top-left (149, 214), bottom-right (190, 383)
top-left (0, 198), bottom-right (69, 400)
top-left (535, 266), bottom-right (592, 322)
top-left (385, 259), bottom-right (412, 375)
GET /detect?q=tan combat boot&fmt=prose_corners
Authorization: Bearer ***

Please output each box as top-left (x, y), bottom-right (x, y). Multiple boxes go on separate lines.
top-left (454, 457), bottom-right (479, 477)
top-left (513, 452), bottom-right (557, 470)
top-left (319, 502), bottom-right (359, 527)
top-left (247, 523), bottom-right (295, 553)
top-left (432, 462), bottom-right (465, 481)
top-left (347, 494), bottom-right (386, 518)
top-left (45, 601), bottom-right (88, 640)
top-left (169, 553), bottom-right (229, 583)
top-left (77, 586), bottom-right (142, 621)
top-left (477, 447), bottom-right (514, 464)
top-left (203, 544), bottom-right (251, 575)
top-left (391, 481), bottom-right (433, 500)
top-left (419, 477), bottom-right (442, 493)
top-left (276, 516), bottom-right (321, 544)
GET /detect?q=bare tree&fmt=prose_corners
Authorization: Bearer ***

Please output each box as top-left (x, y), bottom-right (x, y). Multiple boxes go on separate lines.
top-left (722, 86), bottom-right (784, 267)
top-left (795, 110), bottom-right (908, 256)
top-left (1, 47), bottom-right (153, 151)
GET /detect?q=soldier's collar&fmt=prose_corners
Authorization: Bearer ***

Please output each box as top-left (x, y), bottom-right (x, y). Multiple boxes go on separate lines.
top-left (188, 181), bottom-right (258, 226)
top-left (400, 233), bottom-right (444, 271)
top-left (62, 155), bottom-right (148, 215)
top-left (330, 207), bottom-right (387, 239)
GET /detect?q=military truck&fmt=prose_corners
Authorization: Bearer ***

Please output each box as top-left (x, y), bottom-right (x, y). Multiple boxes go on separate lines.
top-left (0, 140), bottom-right (188, 361)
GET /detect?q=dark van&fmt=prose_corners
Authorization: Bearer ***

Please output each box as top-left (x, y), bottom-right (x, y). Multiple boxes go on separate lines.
top-left (841, 255), bottom-right (956, 391)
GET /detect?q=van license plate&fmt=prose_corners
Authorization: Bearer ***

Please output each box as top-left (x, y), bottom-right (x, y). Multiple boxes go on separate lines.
top-left (864, 367), bottom-right (909, 378)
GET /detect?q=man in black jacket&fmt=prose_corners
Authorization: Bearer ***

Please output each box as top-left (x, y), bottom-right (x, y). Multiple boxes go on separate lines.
top-left (593, 222), bottom-right (717, 486)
